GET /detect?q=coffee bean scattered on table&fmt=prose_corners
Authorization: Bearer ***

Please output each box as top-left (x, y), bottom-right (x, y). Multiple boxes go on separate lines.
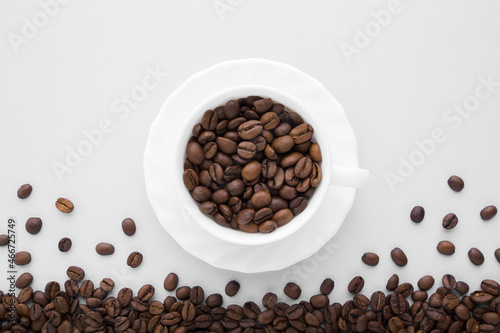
top-left (348, 276), bottom-right (364, 294)
top-left (468, 247), bottom-right (485, 265)
top-left (122, 218), bottom-right (136, 236)
top-left (480, 205), bottom-right (497, 221)
top-left (14, 251), bottom-right (31, 265)
top-left (386, 274), bottom-right (399, 290)
top-left (25, 217), bottom-right (42, 234)
top-left (284, 282), bottom-right (302, 299)
top-left (418, 275), bottom-right (435, 290)
top-left (15, 272), bottom-right (33, 289)
top-left (320, 278), bottom-right (334, 295)
top-left (442, 212), bottom-right (459, 229)
top-left (127, 251), bottom-right (143, 268)
top-left (164, 273), bottom-right (179, 291)
top-left (58, 237), bottom-right (72, 252)
top-left (390, 247), bottom-right (408, 267)
top-left (183, 97), bottom-right (322, 233)
top-left (361, 252), bottom-right (379, 266)
top-left (55, 197), bottom-right (74, 213)
top-left (66, 266), bottom-right (85, 281)
top-left (225, 280), bottom-right (240, 296)
top-left (17, 183), bottom-right (32, 198)
top-left (437, 240), bottom-right (455, 255)
top-left (495, 248), bottom-right (500, 263)
top-left (448, 175), bottom-right (464, 191)
top-left (95, 242), bottom-right (115, 255)
top-left (410, 206), bottom-right (425, 223)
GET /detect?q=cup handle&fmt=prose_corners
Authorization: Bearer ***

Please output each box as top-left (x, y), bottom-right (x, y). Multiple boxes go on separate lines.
top-left (331, 165), bottom-right (370, 188)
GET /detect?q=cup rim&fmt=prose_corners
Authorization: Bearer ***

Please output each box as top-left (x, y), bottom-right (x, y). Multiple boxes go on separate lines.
top-left (177, 84), bottom-right (332, 246)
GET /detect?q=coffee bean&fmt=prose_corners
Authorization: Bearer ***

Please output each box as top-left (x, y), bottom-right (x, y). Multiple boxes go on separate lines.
top-left (443, 213), bottom-right (459, 229)
top-left (386, 274), bottom-right (399, 291)
top-left (192, 186), bottom-right (212, 202)
top-left (310, 294), bottom-right (329, 308)
top-left (272, 135), bottom-right (294, 154)
top-left (469, 248), bottom-right (485, 265)
top-left (258, 220), bottom-right (277, 233)
top-left (56, 197), bottom-right (74, 213)
top-left (455, 281), bottom-right (469, 294)
top-left (284, 282), bottom-right (301, 299)
top-left (272, 208), bottom-right (293, 227)
top-left (391, 247), bottom-right (408, 266)
top-left (241, 161), bottom-right (262, 181)
top-left (127, 251), bottom-right (143, 268)
top-left (294, 157), bottom-right (312, 179)
top-left (236, 208), bottom-right (254, 225)
top-left (66, 266), bottom-right (85, 281)
top-left (137, 284), bottom-right (154, 302)
top-left (274, 122), bottom-right (292, 137)
top-left (238, 120), bottom-right (263, 140)
top-left (100, 278), bottom-right (114, 292)
top-left (261, 112), bottom-right (280, 130)
top-left (15, 272), bottom-right (33, 289)
top-left (290, 124), bottom-right (314, 144)
top-left (437, 240), bottom-right (455, 255)
top-left (225, 280), bottom-right (240, 296)
top-left (418, 275), bottom-right (435, 291)
top-left (442, 274), bottom-right (457, 290)
top-left (289, 197), bottom-right (307, 215)
top-left (481, 205), bottom-right (497, 220)
top-left (495, 248), bottom-right (500, 263)
top-left (121, 218), bottom-right (136, 236)
top-left (201, 110), bottom-right (218, 131)
top-left (254, 98), bottom-right (273, 113)
top-left (448, 175), bottom-right (464, 191)
top-left (58, 237), bottom-right (72, 252)
top-left (224, 100), bottom-right (240, 119)
top-left (183, 169), bottom-right (199, 191)
top-left (96, 242), bottom-right (115, 255)
top-left (410, 206), bottom-right (425, 223)
top-left (261, 292), bottom-right (278, 309)
top-left (237, 141), bottom-right (257, 159)
top-left (45, 281), bottom-right (61, 299)
top-left (14, 251), bottom-right (31, 265)
top-left (25, 217), bottom-right (42, 234)
top-left (320, 278), bottom-right (334, 295)
top-left (216, 137), bottom-right (237, 154)
top-left (17, 184), bottom-right (32, 198)
top-left (0, 234), bottom-right (8, 246)
top-left (186, 141), bottom-right (205, 165)
top-left (348, 276), bottom-right (364, 294)
top-left (361, 252), bottom-right (379, 266)
top-left (395, 283), bottom-right (414, 298)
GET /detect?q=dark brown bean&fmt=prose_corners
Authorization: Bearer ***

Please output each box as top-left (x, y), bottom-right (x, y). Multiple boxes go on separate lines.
top-left (320, 278), bottom-right (334, 295)
top-left (15, 272), bottom-right (33, 289)
top-left (66, 266), bottom-right (85, 281)
top-left (95, 242), bottom-right (114, 256)
top-left (241, 161), bottom-right (262, 181)
top-left (258, 220), bottom-right (277, 233)
top-left (17, 184), bottom-right (32, 198)
top-left (410, 206), bottom-right (425, 223)
top-left (127, 251), bottom-right (143, 268)
top-left (261, 112), bottom-right (280, 130)
top-left (284, 282), bottom-right (301, 299)
top-left (289, 124), bottom-right (314, 144)
top-left (443, 213), bottom-right (459, 229)
top-left (448, 175), bottom-right (464, 191)
top-left (254, 98), bottom-right (273, 113)
top-left (14, 251), bottom-right (31, 265)
top-left (468, 248), bottom-right (485, 265)
top-left (262, 292), bottom-right (278, 309)
top-left (348, 276), bottom-right (364, 294)
top-left (481, 205), bottom-right (497, 220)
top-left (309, 142), bottom-right (322, 163)
top-left (437, 240), bottom-right (455, 255)
top-left (391, 247), bottom-right (408, 266)
top-left (418, 275), bottom-right (435, 291)
top-left (361, 252), bottom-right (379, 266)
top-left (442, 274), bottom-right (457, 290)
top-left (272, 135), bottom-right (294, 154)
top-left (386, 274), bottom-right (399, 291)
top-left (225, 280), bottom-right (240, 296)
top-left (58, 237), bottom-right (72, 252)
top-left (238, 120), bottom-right (263, 140)
top-left (25, 217), bottom-right (42, 234)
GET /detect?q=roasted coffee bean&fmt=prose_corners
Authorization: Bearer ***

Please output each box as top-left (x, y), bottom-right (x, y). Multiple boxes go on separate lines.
top-left (261, 112), bottom-right (280, 130)
top-left (216, 137), bottom-right (237, 155)
top-left (443, 213), bottom-right (459, 229)
top-left (66, 266), bottom-right (85, 281)
top-left (294, 157), bottom-right (312, 179)
top-left (309, 142), bottom-right (322, 163)
top-left (410, 206), bottom-right (425, 223)
top-left (204, 293), bottom-right (222, 308)
top-left (395, 283), bottom-right (414, 298)
top-left (203, 142), bottom-right (218, 159)
top-left (389, 293), bottom-right (408, 314)
top-left (225, 179), bottom-right (245, 197)
top-left (348, 276), bottom-right (364, 294)
top-left (468, 248), bottom-right (485, 265)
top-left (386, 274), bottom-right (399, 291)
top-left (237, 141), bottom-right (257, 159)
top-left (201, 110), bottom-right (218, 131)
top-left (127, 251), bottom-right (143, 268)
top-left (137, 284), bottom-right (154, 302)
top-left (290, 197), bottom-right (307, 215)
top-left (264, 144), bottom-right (278, 160)
top-left (391, 247), bottom-right (408, 266)
top-left (58, 237), bottom-right (72, 252)
top-left (284, 283), bottom-right (301, 299)
top-left (55, 197), bottom-right (74, 213)
top-left (496, 248), bottom-right (500, 263)
top-left (251, 191), bottom-right (272, 210)
top-left (481, 279), bottom-right (500, 296)
top-left (437, 240), bottom-right (455, 255)
top-left (225, 280), bottom-right (240, 296)
top-left (99, 278), bottom-right (114, 292)
top-left (448, 175), bottom-right (464, 191)
top-left (17, 184), bottom-right (32, 198)
top-left (258, 220), bottom-right (277, 233)
top-left (192, 186), bottom-right (212, 202)
top-left (14, 251), bottom-right (31, 265)
top-left (45, 281), bottom-right (60, 299)
top-left (199, 201), bottom-right (217, 215)
top-left (96, 242), bottom-right (115, 256)
top-left (241, 161), bottom-right (262, 181)
top-left (272, 135), bottom-right (294, 154)
top-left (289, 124), bottom-right (313, 144)
top-left (261, 292), bottom-right (277, 309)
top-left (262, 159), bottom-right (277, 178)
top-left (212, 189), bottom-right (229, 204)
top-left (274, 122), bottom-right (292, 137)
top-left (224, 100), bottom-right (240, 119)
top-left (15, 272), bottom-right (33, 289)
top-left (279, 185), bottom-right (298, 200)
top-left (25, 217), bottom-right (42, 234)
top-left (309, 162), bottom-right (322, 187)
top-left (242, 301), bottom-right (260, 319)
top-left (254, 98), bottom-right (273, 113)
top-left (480, 205), bottom-right (497, 220)
top-left (442, 274), bottom-right (457, 290)
top-left (238, 120), bottom-right (263, 140)
top-left (183, 169), bottom-right (199, 191)
top-left (268, 167), bottom-right (285, 189)
top-left (370, 291), bottom-right (386, 312)
top-left (236, 208), bottom-right (254, 225)
top-left (418, 275), bottom-right (435, 291)
top-left (186, 141), bottom-right (205, 165)
top-left (280, 152), bottom-right (303, 168)
top-left (454, 281), bottom-right (469, 295)
top-left (189, 286), bottom-right (204, 304)
top-left (361, 252), bottom-right (379, 266)
top-left (79, 280), bottom-right (94, 298)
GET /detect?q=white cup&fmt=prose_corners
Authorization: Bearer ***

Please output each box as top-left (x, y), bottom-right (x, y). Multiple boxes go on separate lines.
top-left (176, 85), bottom-right (369, 246)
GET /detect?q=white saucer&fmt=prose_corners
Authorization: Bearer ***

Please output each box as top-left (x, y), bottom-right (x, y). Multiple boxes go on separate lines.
top-left (143, 58), bottom-right (360, 273)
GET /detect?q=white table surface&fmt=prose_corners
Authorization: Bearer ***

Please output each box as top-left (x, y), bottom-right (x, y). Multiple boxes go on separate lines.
top-left (1, 0), bottom-right (500, 306)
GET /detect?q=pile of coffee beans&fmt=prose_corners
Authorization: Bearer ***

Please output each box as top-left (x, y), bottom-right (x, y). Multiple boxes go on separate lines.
top-left (3, 268), bottom-right (500, 333)
top-left (183, 96), bottom-right (323, 233)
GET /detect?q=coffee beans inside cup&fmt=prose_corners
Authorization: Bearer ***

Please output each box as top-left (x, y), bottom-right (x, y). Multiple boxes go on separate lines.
top-left (183, 96), bottom-right (323, 233)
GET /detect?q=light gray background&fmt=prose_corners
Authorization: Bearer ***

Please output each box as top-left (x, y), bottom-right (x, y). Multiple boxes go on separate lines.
top-left (1, 0), bottom-right (500, 305)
